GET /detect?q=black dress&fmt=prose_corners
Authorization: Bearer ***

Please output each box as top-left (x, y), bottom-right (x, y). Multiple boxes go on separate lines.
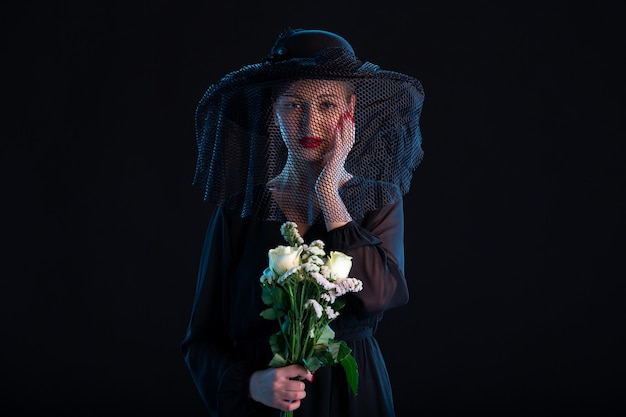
top-left (181, 193), bottom-right (409, 417)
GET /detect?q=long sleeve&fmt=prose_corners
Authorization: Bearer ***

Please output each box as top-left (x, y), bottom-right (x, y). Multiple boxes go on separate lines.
top-left (180, 207), bottom-right (261, 416)
top-left (325, 198), bottom-right (408, 317)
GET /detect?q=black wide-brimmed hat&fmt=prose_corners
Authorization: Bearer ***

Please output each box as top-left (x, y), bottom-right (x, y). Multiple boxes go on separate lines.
top-left (193, 28), bottom-right (425, 223)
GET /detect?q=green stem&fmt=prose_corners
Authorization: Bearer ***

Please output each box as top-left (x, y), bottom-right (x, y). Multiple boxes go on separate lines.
top-left (300, 280), bottom-right (313, 362)
top-left (272, 288), bottom-right (290, 358)
top-left (301, 280), bottom-right (318, 362)
top-left (288, 284), bottom-right (298, 362)
top-left (295, 282), bottom-right (303, 361)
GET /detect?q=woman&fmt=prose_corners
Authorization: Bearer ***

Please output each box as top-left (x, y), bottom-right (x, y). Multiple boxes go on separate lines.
top-left (181, 28), bottom-right (425, 416)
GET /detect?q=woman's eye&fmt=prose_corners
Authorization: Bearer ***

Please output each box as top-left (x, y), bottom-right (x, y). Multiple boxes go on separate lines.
top-left (278, 101), bottom-right (299, 111)
top-left (321, 101), bottom-right (337, 109)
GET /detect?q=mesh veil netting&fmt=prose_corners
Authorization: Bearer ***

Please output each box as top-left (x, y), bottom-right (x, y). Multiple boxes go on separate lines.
top-left (193, 29), bottom-right (425, 225)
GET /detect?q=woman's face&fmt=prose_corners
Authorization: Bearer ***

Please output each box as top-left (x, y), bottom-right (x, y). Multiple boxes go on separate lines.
top-left (273, 79), bottom-right (355, 162)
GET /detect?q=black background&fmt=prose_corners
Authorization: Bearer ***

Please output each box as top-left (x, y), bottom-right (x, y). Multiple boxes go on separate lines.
top-left (2, 1), bottom-right (624, 416)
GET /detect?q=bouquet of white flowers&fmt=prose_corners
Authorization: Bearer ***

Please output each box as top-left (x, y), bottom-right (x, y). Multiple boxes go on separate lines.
top-left (260, 222), bottom-right (363, 414)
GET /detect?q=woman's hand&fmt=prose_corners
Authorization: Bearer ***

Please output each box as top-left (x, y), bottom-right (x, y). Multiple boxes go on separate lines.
top-left (249, 365), bottom-right (314, 412)
top-left (316, 111), bottom-right (355, 228)
top-left (318, 111), bottom-right (355, 189)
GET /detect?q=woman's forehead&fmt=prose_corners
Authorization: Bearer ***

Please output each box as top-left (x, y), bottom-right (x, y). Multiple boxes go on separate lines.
top-left (281, 79), bottom-right (347, 96)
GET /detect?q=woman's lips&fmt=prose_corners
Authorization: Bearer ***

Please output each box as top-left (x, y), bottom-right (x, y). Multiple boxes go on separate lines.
top-left (299, 136), bottom-right (322, 148)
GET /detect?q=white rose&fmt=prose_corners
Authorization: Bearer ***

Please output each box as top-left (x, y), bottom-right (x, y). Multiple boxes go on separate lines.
top-left (268, 245), bottom-right (303, 276)
top-left (325, 251), bottom-right (353, 279)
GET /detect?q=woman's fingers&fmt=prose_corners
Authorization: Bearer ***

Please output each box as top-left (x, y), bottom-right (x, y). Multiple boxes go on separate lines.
top-left (326, 111), bottom-right (354, 168)
top-left (277, 364), bottom-right (313, 383)
top-left (249, 366), bottom-right (314, 411)
top-left (274, 365), bottom-right (313, 411)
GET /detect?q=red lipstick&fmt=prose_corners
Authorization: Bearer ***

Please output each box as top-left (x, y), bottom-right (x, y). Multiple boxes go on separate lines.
top-left (299, 136), bottom-right (322, 148)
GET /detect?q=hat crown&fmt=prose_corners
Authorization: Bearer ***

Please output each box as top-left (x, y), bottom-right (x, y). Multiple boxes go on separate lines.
top-left (268, 29), bottom-right (355, 62)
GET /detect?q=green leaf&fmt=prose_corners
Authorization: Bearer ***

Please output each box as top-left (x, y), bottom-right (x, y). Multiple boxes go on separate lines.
top-left (261, 286), bottom-right (274, 305)
top-left (303, 356), bottom-right (323, 372)
top-left (326, 341), bottom-right (339, 363)
top-left (268, 353), bottom-right (287, 368)
top-left (275, 287), bottom-right (290, 311)
top-left (340, 353), bottom-right (359, 396)
top-left (335, 340), bottom-right (352, 362)
top-left (332, 298), bottom-right (346, 310)
top-left (281, 315), bottom-right (291, 333)
top-left (269, 333), bottom-right (284, 355)
top-left (316, 325), bottom-right (335, 347)
top-left (260, 308), bottom-right (277, 320)
top-left (327, 339), bottom-right (349, 362)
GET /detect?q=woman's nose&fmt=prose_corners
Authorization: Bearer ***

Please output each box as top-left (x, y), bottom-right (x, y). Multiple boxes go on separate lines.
top-left (300, 107), bottom-right (319, 134)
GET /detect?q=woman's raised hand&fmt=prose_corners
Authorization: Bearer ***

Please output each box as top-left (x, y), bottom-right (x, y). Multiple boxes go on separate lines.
top-left (322, 111), bottom-right (355, 186)
top-left (315, 111), bottom-right (355, 227)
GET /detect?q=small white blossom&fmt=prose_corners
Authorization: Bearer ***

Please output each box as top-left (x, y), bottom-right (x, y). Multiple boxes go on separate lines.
top-left (278, 265), bottom-right (301, 283)
top-left (309, 239), bottom-right (324, 249)
top-left (312, 257), bottom-right (325, 267)
top-left (319, 265), bottom-right (333, 280)
top-left (320, 292), bottom-right (336, 304)
top-left (325, 306), bottom-right (340, 320)
top-left (303, 262), bottom-right (320, 274)
top-left (311, 271), bottom-right (336, 291)
top-left (280, 222), bottom-right (304, 246)
top-left (305, 299), bottom-right (323, 319)
top-left (334, 277), bottom-right (363, 295)
top-left (307, 245), bottom-right (325, 257)
top-left (347, 277), bottom-right (363, 292)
